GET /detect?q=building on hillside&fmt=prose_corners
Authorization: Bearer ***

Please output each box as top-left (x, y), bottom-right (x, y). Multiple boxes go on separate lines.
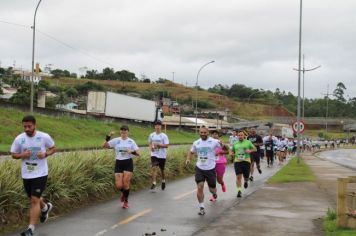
top-left (0, 85), bottom-right (17, 99)
top-left (13, 69), bottom-right (42, 84)
top-left (56, 102), bottom-right (78, 110)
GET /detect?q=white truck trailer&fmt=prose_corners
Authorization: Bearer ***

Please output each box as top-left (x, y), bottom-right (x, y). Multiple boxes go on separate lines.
top-left (87, 91), bottom-right (162, 122)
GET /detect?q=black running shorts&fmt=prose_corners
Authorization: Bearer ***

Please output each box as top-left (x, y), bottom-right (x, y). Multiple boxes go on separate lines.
top-left (234, 161), bottom-right (250, 179)
top-left (195, 167), bottom-right (216, 188)
top-left (115, 159), bottom-right (134, 173)
top-left (251, 152), bottom-right (260, 164)
top-left (151, 156), bottom-right (166, 170)
top-left (23, 175), bottom-right (48, 198)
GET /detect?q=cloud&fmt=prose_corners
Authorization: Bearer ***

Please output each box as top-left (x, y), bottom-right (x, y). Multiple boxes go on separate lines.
top-left (0, 0), bottom-right (355, 98)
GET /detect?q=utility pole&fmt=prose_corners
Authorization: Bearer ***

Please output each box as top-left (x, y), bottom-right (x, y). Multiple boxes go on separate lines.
top-left (30, 0), bottom-right (43, 112)
top-left (296, 0), bottom-right (303, 164)
top-left (322, 85), bottom-right (331, 136)
top-left (293, 55), bottom-right (321, 120)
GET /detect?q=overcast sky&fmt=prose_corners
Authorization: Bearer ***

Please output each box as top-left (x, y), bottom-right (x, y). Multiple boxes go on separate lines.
top-left (1, 0), bottom-right (355, 99)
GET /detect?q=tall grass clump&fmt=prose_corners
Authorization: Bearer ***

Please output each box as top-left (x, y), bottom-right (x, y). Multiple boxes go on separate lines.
top-left (0, 147), bottom-right (194, 233)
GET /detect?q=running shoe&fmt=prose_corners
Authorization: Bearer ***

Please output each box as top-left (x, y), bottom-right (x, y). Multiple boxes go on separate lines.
top-left (40, 202), bottom-right (53, 223)
top-left (209, 195), bottom-right (216, 202)
top-left (161, 182), bottom-right (166, 190)
top-left (20, 228), bottom-right (33, 236)
top-left (150, 183), bottom-right (156, 190)
top-left (237, 191), bottom-right (242, 198)
top-left (198, 207), bottom-right (205, 215)
top-left (244, 181), bottom-right (248, 189)
top-left (258, 168), bottom-right (262, 174)
top-left (122, 201), bottom-right (129, 209)
top-left (221, 183), bottom-right (226, 192)
top-left (249, 176), bottom-right (254, 181)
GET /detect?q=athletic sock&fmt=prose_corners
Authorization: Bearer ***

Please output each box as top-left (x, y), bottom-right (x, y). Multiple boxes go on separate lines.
top-left (162, 179), bottom-right (166, 183)
top-left (237, 187), bottom-right (242, 192)
top-left (199, 202), bottom-right (204, 208)
top-left (41, 203), bottom-right (48, 212)
top-left (123, 189), bottom-right (130, 201)
top-left (153, 181), bottom-right (156, 185)
top-left (28, 224), bottom-right (35, 232)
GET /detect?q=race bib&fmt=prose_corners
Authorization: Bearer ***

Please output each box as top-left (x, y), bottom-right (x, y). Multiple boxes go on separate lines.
top-left (25, 162), bottom-right (38, 173)
top-left (198, 156), bottom-right (208, 166)
top-left (266, 146), bottom-right (272, 151)
top-left (237, 150), bottom-right (245, 160)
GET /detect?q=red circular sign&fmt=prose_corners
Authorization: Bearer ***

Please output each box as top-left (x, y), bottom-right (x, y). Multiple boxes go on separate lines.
top-left (292, 120), bottom-right (305, 133)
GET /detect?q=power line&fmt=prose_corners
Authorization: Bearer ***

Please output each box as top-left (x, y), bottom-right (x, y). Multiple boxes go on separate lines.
top-left (36, 29), bottom-right (116, 67)
top-left (0, 19), bottom-right (117, 68)
top-left (0, 19), bottom-right (30, 29)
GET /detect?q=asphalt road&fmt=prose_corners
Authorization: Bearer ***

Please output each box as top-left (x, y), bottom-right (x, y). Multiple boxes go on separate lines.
top-left (7, 160), bottom-right (283, 236)
top-left (317, 148), bottom-right (356, 169)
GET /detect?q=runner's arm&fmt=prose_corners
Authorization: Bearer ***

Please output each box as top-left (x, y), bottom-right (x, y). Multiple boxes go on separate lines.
top-left (186, 151), bottom-right (194, 165)
top-left (37, 146), bottom-right (56, 159)
top-left (11, 151), bottom-right (31, 160)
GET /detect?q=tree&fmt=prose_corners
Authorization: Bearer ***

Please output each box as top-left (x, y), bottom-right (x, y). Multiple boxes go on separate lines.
top-left (333, 82), bottom-right (346, 103)
top-left (65, 87), bottom-right (78, 98)
top-left (101, 67), bottom-right (115, 80)
top-left (85, 70), bottom-right (98, 79)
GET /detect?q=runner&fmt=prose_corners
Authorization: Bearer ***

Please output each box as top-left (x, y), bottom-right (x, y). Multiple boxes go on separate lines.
top-left (103, 125), bottom-right (140, 209)
top-left (211, 130), bottom-right (229, 193)
top-left (11, 115), bottom-right (56, 236)
top-left (247, 127), bottom-right (263, 181)
top-left (287, 138), bottom-right (294, 157)
top-left (229, 129), bottom-right (239, 146)
top-left (186, 126), bottom-right (221, 215)
top-left (263, 132), bottom-right (277, 168)
top-left (279, 136), bottom-right (288, 164)
top-left (148, 120), bottom-right (169, 191)
top-left (230, 130), bottom-right (256, 198)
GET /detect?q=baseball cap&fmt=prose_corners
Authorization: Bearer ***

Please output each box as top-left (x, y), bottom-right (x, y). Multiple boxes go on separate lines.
top-left (120, 125), bottom-right (129, 131)
top-left (154, 120), bottom-right (162, 125)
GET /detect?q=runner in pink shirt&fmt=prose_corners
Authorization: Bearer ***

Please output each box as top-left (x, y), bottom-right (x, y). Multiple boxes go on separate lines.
top-left (211, 130), bottom-right (229, 196)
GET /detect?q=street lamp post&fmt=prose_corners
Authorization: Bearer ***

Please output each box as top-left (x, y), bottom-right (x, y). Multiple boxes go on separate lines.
top-left (296, 0), bottom-right (303, 163)
top-left (30, 0), bottom-right (43, 112)
top-left (293, 55), bottom-right (321, 120)
top-left (195, 60), bottom-right (215, 134)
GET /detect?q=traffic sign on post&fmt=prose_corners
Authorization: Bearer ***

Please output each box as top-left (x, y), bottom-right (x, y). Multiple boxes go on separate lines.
top-left (292, 120), bottom-right (305, 133)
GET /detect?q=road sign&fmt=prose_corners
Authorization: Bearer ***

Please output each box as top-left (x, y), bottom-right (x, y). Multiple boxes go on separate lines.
top-left (292, 120), bottom-right (305, 133)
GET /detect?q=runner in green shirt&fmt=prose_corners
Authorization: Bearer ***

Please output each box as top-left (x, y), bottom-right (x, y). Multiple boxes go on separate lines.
top-left (230, 130), bottom-right (256, 198)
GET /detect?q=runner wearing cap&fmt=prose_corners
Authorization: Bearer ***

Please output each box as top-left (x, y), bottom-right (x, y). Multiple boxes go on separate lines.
top-left (103, 125), bottom-right (140, 209)
top-left (148, 120), bottom-right (169, 191)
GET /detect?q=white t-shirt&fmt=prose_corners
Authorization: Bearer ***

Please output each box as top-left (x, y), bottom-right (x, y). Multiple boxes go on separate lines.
top-left (229, 135), bottom-right (238, 146)
top-left (190, 137), bottom-right (220, 170)
top-left (11, 131), bottom-right (55, 179)
top-left (108, 137), bottom-right (139, 160)
top-left (148, 132), bottom-right (169, 159)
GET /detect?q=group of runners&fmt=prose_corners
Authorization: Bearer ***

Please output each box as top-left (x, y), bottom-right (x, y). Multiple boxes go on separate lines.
top-left (11, 115), bottom-right (297, 235)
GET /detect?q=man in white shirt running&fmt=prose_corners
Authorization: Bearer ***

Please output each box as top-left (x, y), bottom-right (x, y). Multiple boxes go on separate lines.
top-left (11, 115), bottom-right (56, 236)
top-left (186, 126), bottom-right (221, 215)
top-left (148, 120), bottom-right (169, 191)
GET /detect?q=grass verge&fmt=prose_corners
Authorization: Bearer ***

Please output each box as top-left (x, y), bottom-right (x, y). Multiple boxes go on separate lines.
top-left (0, 146), bottom-right (195, 234)
top-left (0, 107), bottom-right (197, 153)
top-left (323, 208), bottom-right (356, 236)
top-left (268, 157), bottom-right (316, 183)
